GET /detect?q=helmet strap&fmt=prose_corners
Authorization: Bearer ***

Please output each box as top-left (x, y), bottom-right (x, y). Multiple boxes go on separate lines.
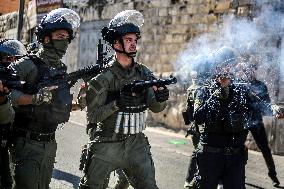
top-left (113, 36), bottom-right (136, 58)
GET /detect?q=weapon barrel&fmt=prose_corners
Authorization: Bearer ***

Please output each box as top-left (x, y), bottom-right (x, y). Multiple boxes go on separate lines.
top-left (122, 76), bottom-right (177, 93)
top-left (2, 80), bottom-right (25, 90)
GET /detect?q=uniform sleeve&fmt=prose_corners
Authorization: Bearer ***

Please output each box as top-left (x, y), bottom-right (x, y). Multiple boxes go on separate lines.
top-left (0, 100), bottom-right (15, 124)
top-left (9, 58), bottom-right (38, 106)
top-left (147, 88), bottom-right (167, 113)
top-left (182, 87), bottom-right (196, 124)
top-left (77, 82), bottom-right (87, 110)
top-left (259, 83), bottom-right (273, 116)
top-left (86, 74), bottom-right (119, 123)
top-left (139, 64), bottom-right (167, 113)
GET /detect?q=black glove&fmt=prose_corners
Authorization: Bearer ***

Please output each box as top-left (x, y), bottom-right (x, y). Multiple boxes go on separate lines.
top-left (154, 86), bottom-right (169, 102)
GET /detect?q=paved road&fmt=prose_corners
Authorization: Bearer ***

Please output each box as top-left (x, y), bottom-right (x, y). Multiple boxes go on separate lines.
top-left (50, 111), bottom-right (284, 189)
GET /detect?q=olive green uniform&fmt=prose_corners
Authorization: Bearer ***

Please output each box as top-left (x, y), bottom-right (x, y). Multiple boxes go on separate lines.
top-left (78, 84), bottom-right (129, 189)
top-left (9, 50), bottom-right (68, 189)
top-left (79, 59), bottom-right (166, 189)
top-left (0, 99), bottom-right (14, 189)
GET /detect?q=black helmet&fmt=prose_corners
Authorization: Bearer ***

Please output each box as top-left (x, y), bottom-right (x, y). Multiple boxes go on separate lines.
top-left (212, 46), bottom-right (237, 68)
top-left (210, 46), bottom-right (238, 78)
top-left (35, 8), bottom-right (80, 43)
top-left (101, 10), bottom-right (143, 45)
top-left (0, 39), bottom-right (27, 57)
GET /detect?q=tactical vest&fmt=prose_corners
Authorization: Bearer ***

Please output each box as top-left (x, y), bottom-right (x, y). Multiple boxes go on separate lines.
top-left (203, 85), bottom-right (250, 134)
top-left (92, 60), bottom-right (152, 137)
top-left (14, 55), bottom-right (72, 133)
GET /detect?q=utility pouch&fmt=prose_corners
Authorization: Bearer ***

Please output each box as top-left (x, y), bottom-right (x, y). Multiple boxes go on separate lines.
top-left (79, 144), bottom-right (89, 172)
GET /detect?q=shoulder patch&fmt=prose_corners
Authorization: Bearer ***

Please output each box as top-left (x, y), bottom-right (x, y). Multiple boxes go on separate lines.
top-left (88, 80), bottom-right (104, 94)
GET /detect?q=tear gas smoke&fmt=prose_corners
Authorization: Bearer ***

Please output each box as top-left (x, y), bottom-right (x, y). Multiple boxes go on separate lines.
top-left (174, 0), bottom-right (284, 100)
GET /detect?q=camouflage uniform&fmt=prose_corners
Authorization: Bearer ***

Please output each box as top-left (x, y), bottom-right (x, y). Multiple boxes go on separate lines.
top-left (78, 83), bottom-right (130, 189)
top-left (9, 8), bottom-right (80, 189)
top-left (183, 80), bottom-right (202, 189)
top-left (0, 38), bottom-right (27, 189)
top-left (79, 59), bottom-right (166, 189)
top-left (10, 51), bottom-right (62, 189)
top-left (0, 98), bottom-right (14, 189)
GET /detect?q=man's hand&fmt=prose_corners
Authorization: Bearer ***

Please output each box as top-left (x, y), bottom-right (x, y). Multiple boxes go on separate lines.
top-left (32, 86), bottom-right (58, 105)
top-left (153, 85), bottom-right (169, 102)
top-left (271, 105), bottom-right (284, 119)
top-left (0, 81), bottom-right (9, 104)
top-left (0, 80), bottom-right (9, 94)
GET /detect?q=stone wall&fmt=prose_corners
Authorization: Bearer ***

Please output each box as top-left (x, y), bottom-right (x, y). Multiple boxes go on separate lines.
top-left (0, 12), bottom-right (18, 39)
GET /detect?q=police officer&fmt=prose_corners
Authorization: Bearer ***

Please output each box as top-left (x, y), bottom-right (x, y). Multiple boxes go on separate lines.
top-left (183, 70), bottom-right (202, 189)
top-left (77, 83), bottom-right (130, 189)
top-left (242, 61), bottom-right (281, 187)
top-left (79, 10), bottom-right (169, 189)
top-left (9, 8), bottom-right (80, 189)
top-left (0, 80), bottom-right (14, 189)
top-left (193, 47), bottom-right (251, 189)
top-left (0, 39), bottom-right (27, 189)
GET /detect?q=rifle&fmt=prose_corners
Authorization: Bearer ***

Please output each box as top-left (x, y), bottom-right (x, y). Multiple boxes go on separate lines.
top-left (121, 76), bottom-right (177, 94)
top-left (0, 65), bottom-right (25, 92)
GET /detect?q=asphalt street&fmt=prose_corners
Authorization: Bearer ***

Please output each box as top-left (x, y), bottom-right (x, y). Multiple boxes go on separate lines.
top-left (49, 111), bottom-right (284, 189)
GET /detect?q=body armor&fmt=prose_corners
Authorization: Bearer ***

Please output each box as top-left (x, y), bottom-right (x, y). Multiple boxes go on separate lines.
top-left (14, 56), bottom-right (72, 133)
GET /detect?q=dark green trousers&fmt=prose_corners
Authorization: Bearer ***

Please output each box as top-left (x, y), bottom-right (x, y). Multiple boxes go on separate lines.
top-left (0, 146), bottom-right (13, 189)
top-left (13, 137), bottom-right (57, 189)
top-left (79, 133), bottom-right (158, 189)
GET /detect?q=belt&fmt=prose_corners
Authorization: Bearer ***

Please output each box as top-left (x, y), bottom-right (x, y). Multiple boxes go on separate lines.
top-left (15, 129), bottom-right (55, 142)
top-left (93, 133), bottom-right (136, 143)
top-left (198, 145), bottom-right (243, 155)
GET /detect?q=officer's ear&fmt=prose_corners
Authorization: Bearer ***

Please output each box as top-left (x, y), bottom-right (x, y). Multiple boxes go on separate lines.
top-left (113, 39), bottom-right (121, 49)
top-left (43, 36), bottom-right (51, 44)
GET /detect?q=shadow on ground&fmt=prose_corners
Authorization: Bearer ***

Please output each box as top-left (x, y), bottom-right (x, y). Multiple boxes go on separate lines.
top-left (52, 168), bottom-right (80, 188)
top-left (246, 182), bottom-right (284, 189)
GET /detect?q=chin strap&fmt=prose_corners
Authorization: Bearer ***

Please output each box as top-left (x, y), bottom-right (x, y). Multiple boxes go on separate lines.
top-left (113, 37), bottom-right (137, 58)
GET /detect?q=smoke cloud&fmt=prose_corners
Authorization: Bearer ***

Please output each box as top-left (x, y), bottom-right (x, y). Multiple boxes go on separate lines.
top-left (174, 0), bottom-right (284, 100)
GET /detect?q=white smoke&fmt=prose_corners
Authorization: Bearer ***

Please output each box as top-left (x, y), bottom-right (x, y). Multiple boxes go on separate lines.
top-left (174, 0), bottom-right (284, 99)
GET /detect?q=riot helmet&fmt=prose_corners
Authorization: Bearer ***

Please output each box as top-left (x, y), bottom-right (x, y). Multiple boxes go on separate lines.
top-left (35, 8), bottom-right (80, 43)
top-left (191, 54), bottom-right (213, 82)
top-left (0, 39), bottom-right (27, 65)
top-left (101, 10), bottom-right (144, 57)
top-left (211, 46), bottom-right (237, 78)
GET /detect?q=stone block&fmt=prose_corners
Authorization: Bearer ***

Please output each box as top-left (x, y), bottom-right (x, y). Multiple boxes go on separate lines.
top-left (172, 33), bottom-right (186, 43)
top-left (164, 34), bottom-right (173, 43)
top-left (198, 4), bottom-right (210, 13)
top-left (159, 8), bottom-right (168, 17)
top-left (214, 1), bottom-right (231, 13)
top-left (169, 6), bottom-right (179, 16)
top-left (207, 14), bottom-right (218, 24)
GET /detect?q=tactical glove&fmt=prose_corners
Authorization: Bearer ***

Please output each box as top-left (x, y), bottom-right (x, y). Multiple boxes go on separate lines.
top-left (32, 87), bottom-right (53, 105)
top-left (154, 86), bottom-right (169, 102)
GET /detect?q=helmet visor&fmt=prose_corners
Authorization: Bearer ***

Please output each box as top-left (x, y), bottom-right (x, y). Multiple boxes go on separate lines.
top-left (43, 8), bottom-right (80, 30)
top-left (110, 10), bottom-right (144, 28)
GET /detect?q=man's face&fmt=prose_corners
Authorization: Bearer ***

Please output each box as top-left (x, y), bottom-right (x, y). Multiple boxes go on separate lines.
top-left (244, 67), bottom-right (257, 81)
top-left (115, 33), bottom-right (138, 54)
top-left (44, 29), bottom-right (69, 43)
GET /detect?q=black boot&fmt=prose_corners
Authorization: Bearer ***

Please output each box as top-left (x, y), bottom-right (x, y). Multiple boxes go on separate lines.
top-left (269, 173), bottom-right (280, 187)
